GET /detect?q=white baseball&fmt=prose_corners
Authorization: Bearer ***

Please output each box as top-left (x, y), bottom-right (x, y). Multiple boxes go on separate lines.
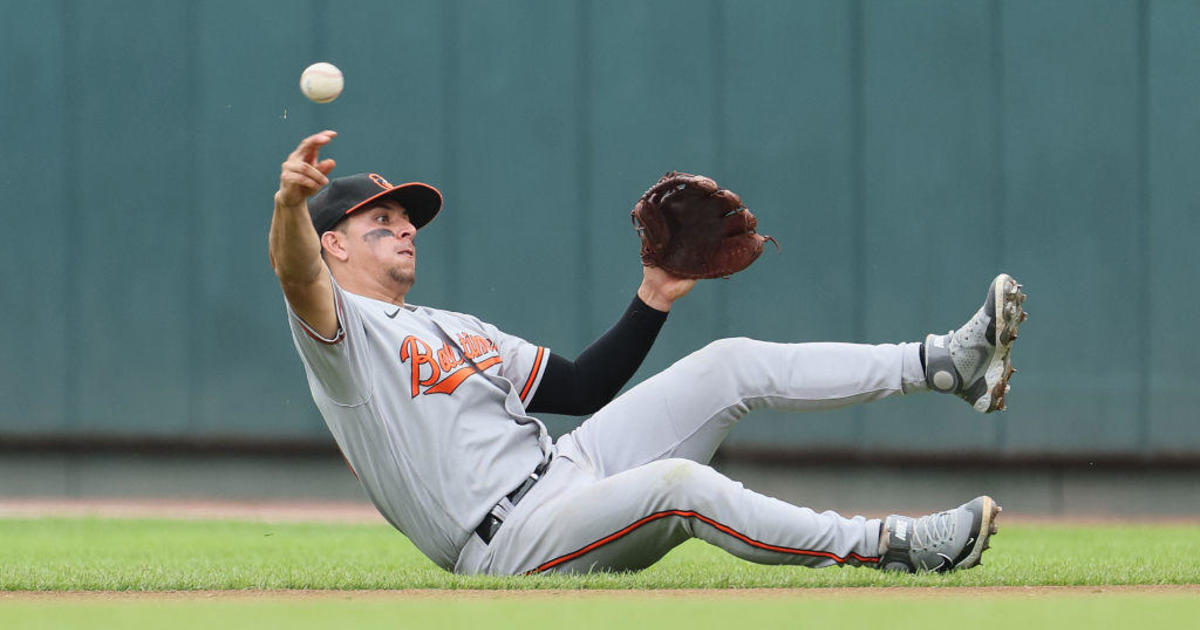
top-left (300, 62), bottom-right (344, 103)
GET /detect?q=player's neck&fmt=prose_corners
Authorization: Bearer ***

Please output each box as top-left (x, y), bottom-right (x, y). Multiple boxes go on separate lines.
top-left (332, 268), bottom-right (410, 306)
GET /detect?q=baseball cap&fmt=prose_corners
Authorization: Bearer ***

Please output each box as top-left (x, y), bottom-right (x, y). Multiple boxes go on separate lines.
top-left (308, 172), bottom-right (442, 234)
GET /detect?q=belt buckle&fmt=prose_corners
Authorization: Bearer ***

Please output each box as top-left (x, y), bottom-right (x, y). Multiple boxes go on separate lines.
top-left (475, 458), bottom-right (550, 544)
top-left (475, 513), bottom-right (502, 544)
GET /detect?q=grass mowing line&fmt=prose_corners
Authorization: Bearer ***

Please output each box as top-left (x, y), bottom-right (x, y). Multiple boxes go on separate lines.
top-left (5, 584), bottom-right (1200, 601)
top-left (2, 592), bottom-right (1200, 630)
top-left (2, 517), bottom-right (1198, 590)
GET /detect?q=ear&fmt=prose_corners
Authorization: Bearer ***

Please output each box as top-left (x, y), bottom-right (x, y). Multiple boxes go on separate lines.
top-left (320, 230), bottom-right (350, 262)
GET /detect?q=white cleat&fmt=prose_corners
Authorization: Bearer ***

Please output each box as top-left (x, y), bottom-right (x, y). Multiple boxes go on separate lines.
top-left (924, 273), bottom-right (1027, 413)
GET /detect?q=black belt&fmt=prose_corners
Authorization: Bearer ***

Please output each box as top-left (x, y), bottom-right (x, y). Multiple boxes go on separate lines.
top-left (475, 458), bottom-right (550, 544)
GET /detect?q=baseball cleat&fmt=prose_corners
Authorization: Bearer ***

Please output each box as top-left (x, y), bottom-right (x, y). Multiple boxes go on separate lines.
top-left (924, 273), bottom-right (1027, 413)
top-left (878, 496), bottom-right (1001, 573)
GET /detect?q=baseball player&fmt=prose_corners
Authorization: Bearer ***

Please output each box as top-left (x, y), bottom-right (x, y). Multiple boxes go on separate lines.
top-left (271, 130), bottom-right (1025, 575)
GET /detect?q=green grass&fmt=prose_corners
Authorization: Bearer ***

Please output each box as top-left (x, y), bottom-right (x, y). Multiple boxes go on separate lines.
top-left (2, 517), bottom-right (1198, 630)
top-left (1, 518), bottom-right (1198, 590)
top-left (3, 593), bottom-right (1200, 630)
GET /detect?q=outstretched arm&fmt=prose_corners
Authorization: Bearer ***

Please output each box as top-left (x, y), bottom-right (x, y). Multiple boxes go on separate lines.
top-left (269, 130), bottom-right (339, 339)
top-left (527, 267), bottom-right (696, 416)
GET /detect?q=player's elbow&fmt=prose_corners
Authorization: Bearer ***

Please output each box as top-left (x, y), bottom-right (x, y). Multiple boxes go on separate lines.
top-left (571, 397), bottom-right (609, 417)
top-left (569, 382), bottom-right (624, 416)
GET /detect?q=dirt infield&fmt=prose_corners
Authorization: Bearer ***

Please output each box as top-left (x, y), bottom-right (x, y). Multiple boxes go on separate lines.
top-left (0, 498), bottom-right (385, 524)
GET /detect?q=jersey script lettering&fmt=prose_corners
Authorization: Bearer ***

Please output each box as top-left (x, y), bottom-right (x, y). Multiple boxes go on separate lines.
top-left (399, 333), bottom-right (501, 397)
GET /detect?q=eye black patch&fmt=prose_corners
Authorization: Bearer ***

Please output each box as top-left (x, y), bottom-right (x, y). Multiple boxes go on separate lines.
top-left (364, 229), bottom-right (395, 242)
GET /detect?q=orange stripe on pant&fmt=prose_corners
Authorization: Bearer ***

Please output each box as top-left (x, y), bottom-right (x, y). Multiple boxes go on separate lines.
top-left (526, 509), bottom-right (880, 574)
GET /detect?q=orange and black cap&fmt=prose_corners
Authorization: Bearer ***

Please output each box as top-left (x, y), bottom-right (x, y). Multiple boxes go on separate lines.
top-left (308, 172), bottom-right (442, 234)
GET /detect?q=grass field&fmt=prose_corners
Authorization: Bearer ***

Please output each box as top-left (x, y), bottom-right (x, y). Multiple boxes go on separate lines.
top-left (2, 517), bottom-right (1198, 629)
top-left (4, 590), bottom-right (1200, 630)
top-left (3, 518), bottom-right (1199, 589)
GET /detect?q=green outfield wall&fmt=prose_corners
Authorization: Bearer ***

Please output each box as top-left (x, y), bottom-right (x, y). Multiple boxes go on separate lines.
top-left (2, 0), bottom-right (1197, 459)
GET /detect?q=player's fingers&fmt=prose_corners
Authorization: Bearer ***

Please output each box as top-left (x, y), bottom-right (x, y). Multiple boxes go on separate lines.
top-left (293, 135), bottom-right (332, 165)
top-left (280, 169), bottom-right (325, 192)
top-left (277, 173), bottom-right (326, 205)
top-left (279, 162), bottom-right (328, 192)
top-left (280, 160), bottom-right (323, 182)
top-left (285, 159), bottom-right (331, 183)
top-left (316, 158), bottom-right (337, 176)
top-left (281, 161), bottom-right (330, 188)
top-left (288, 130), bottom-right (338, 164)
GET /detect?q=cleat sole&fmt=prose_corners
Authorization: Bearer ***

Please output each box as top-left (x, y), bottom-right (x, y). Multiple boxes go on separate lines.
top-left (955, 496), bottom-right (1001, 570)
top-left (974, 274), bottom-right (1026, 413)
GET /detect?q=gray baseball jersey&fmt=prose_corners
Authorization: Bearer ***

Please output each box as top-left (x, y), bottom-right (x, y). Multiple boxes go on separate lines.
top-left (289, 274), bottom-right (937, 575)
top-left (287, 276), bottom-right (551, 570)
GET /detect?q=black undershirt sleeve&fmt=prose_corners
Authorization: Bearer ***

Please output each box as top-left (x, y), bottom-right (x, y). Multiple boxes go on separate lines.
top-left (526, 295), bottom-right (668, 416)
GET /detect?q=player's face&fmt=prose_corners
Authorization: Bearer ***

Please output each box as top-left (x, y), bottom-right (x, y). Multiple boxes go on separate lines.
top-left (344, 200), bottom-right (417, 290)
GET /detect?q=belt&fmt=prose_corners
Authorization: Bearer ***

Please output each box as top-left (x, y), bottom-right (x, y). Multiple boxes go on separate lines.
top-left (475, 458), bottom-right (550, 544)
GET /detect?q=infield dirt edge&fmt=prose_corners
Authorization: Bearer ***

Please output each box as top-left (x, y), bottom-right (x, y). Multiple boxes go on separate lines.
top-left (3, 498), bottom-right (1197, 526)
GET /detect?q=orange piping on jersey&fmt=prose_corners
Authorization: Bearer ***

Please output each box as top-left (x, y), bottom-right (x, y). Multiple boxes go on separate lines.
top-left (424, 356), bottom-right (503, 395)
top-left (520, 347), bottom-right (547, 402)
top-left (525, 509), bottom-right (880, 574)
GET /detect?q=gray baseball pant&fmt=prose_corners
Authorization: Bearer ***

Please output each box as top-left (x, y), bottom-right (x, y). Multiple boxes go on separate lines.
top-left (455, 338), bottom-right (928, 575)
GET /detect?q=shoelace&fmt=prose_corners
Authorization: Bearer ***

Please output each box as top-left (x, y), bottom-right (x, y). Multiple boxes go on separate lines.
top-left (910, 509), bottom-right (956, 551)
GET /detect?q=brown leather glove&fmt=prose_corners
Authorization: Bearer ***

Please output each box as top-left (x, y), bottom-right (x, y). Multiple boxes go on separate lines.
top-left (631, 171), bottom-right (776, 279)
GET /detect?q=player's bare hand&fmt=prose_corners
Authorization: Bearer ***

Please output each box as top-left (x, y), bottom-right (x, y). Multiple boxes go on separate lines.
top-left (638, 265), bottom-right (697, 312)
top-left (276, 130), bottom-right (338, 207)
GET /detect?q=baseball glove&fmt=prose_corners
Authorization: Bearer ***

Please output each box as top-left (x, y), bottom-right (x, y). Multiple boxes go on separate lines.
top-left (631, 171), bottom-right (776, 279)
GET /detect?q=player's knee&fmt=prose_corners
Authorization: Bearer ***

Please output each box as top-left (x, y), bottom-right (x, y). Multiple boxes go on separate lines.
top-left (688, 337), bottom-right (759, 366)
top-left (644, 459), bottom-right (729, 502)
top-left (704, 336), bottom-right (756, 353)
top-left (684, 337), bottom-right (765, 378)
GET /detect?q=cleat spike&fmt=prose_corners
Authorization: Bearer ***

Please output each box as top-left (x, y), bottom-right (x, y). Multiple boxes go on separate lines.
top-left (936, 274), bottom-right (1025, 415)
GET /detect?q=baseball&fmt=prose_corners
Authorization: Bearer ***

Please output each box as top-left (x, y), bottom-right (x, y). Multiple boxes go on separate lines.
top-left (300, 62), bottom-right (344, 103)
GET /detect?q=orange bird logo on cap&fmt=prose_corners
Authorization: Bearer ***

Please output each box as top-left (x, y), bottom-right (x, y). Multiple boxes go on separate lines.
top-left (368, 173), bottom-right (392, 189)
